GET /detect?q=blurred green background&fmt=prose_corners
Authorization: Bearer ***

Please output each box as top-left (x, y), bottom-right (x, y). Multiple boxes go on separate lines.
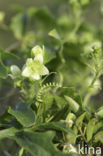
top-left (0, 0), bottom-right (57, 48)
top-left (0, 0), bottom-right (102, 113)
top-left (0, 0), bottom-right (101, 48)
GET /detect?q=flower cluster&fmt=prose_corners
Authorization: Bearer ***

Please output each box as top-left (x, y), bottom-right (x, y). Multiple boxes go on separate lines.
top-left (10, 45), bottom-right (49, 81)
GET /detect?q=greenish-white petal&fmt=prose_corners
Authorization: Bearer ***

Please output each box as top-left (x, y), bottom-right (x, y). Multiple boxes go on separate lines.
top-left (31, 45), bottom-right (43, 57)
top-left (22, 67), bottom-right (29, 77)
top-left (40, 65), bottom-right (49, 75)
top-left (26, 58), bottom-right (33, 65)
top-left (31, 74), bottom-right (40, 80)
top-left (11, 65), bottom-right (21, 75)
top-left (34, 54), bottom-right (43, 63)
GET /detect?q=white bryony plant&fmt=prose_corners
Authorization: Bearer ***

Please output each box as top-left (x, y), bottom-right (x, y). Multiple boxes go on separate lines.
top-left (10, 45), bottom-right (49, 81)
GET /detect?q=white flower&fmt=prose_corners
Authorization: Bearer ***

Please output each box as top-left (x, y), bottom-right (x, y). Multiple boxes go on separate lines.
top-left (10, 65), bottom-right (21, 79)
top-left (22, 58), bottom-right (49, 80)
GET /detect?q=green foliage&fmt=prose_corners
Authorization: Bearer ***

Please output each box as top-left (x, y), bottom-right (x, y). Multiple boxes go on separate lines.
top-left (8, 103), bottom-right (35, 127)
top-left (0, 0), bottom-right (103, 155)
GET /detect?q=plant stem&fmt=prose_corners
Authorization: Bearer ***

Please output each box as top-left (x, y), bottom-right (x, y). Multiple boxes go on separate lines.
top-left (79, 127), bottom-right (87, 144)
top-left (89, 72), bottom-right (99, 88)
top-left (83, 71), bottom-right (99, 108)
top-left (5, 41), bottom-right (21, 52)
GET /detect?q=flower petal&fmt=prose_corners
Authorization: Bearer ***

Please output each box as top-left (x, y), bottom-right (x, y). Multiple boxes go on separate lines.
top-left (32, 45), bottom-right (43, 57)
top-left (31, 74), bottom-right (40, 80)
top-left (34, 54), bottom-right (43, 63)
top-left (26, 58), bottom-right (33, 66)
top-left (40, 65), bottom-right (49, 75)
top-left (10, 65), bottom-right (21, 75)
top-left (22, 67), bottom-right (29, 77)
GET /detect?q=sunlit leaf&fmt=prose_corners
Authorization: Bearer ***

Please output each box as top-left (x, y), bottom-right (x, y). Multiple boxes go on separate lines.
top-left (49, 29), bottom-right (61, 41)
top-left (86, 118), bottom-right (96, 142)
top-left (64, 96), bottom-right (80, 113)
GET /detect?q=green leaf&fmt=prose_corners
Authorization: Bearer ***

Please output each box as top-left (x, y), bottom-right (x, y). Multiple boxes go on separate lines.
top-left (51, 105), bottom-right (69, 121)
top-left (54, 95), bottom-right (67, 109)
top-left (18, 148), bottom-right (24, 156)
top-left (11, 13), bottom-right (28, 39)
top-left (0, 127), bottom-right (18, 140)
top-left (76, 112), bottom-right (86, 127)
top-left (94, 131), bottom-right (103, 143)
top-left (93, 121), bottom-right (103, 134)
top-left (0, 54), bottom-right (8, 79)
top-left (0, 128), bottom-right (70, 156)
top-left (34, 121), bottom-right (75, 135)
top-left (44, 47), bottom-right (56, 64)
top-left (49, 29), bottom-right (61, 41)
top-left (86, 118), bottom-right (96, 142)
top-left (28, 8), bottom-right (55, 28)
top-left (14, 130), bottom-right (70, 156)
top-left (8, 103), bottom-right (35, 127)
top-left (61, 87), bottom-right (82, 107)
top-left (96, 107), bottom-right (103, 119)
top-left (64, 95), bottom-right (80, 113)
top-left (66, 126), bottom-right (78, 144)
